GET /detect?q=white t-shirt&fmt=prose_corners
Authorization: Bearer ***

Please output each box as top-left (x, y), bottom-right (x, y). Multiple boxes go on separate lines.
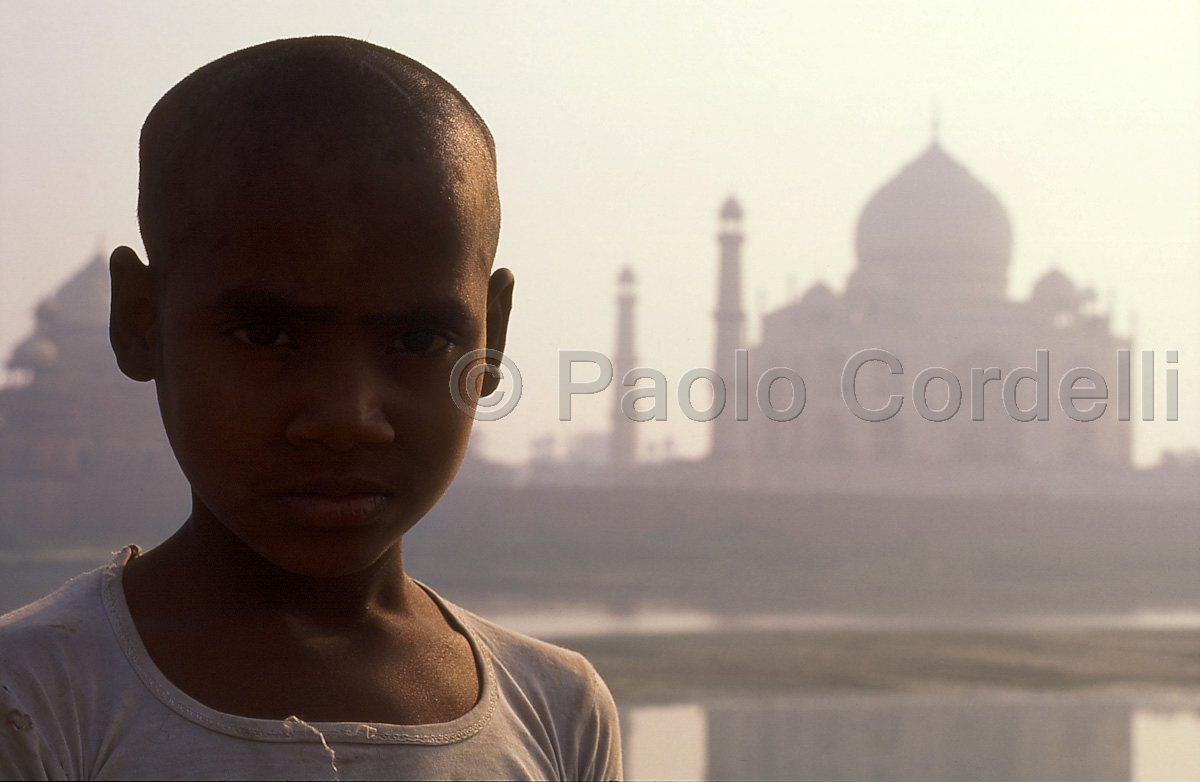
top-left (0, 548), bottom-right (622, 781)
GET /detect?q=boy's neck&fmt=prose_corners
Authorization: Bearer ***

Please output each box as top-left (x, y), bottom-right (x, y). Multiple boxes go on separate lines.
top-left (132, 510), bottom-right (421, 626)
top-left (120, 504), bottom-right (482, 725)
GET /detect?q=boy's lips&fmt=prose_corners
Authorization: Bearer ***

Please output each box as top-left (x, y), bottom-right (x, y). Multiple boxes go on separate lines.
top-left (273, 476), bottom-right (393, 528)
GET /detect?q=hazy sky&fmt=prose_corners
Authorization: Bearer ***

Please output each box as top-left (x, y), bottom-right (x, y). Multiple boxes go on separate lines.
top-left (0, 1), bottom-right (1196, 467)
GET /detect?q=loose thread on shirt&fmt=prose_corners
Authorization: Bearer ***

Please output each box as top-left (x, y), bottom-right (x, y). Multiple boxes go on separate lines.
top-left (284, 716), bottom-right (340, 780)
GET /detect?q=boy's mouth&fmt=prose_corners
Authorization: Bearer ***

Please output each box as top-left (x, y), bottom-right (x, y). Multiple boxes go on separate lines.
top-left (273, 476), bottom-right (392, 528)
top-left (274, 494), bottom-right (390, 528)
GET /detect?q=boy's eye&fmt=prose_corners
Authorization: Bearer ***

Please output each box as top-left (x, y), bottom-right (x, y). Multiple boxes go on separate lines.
top-left (392, 330), bottom-right (450, 354)
top-left (232, 324), bottom-right (293, 348)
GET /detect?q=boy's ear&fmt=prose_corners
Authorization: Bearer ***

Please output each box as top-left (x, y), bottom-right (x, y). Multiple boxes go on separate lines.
top-left (109, 246), bottom-right (159, 383)
top-left (481, 268), bottom-right (515, 397)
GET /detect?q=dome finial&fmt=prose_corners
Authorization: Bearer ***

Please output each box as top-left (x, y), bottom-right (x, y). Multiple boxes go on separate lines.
top-left (719, 195), bottom-right (743, 222)
top-left (930, 98), bottom-right (940, 143)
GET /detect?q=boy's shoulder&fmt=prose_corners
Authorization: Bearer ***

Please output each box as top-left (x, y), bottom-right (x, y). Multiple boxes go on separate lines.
top-left (0, 553), bottom-right (118, 658)
top-left (431, 590), bottom-right (615, 715)
top-left (0, 550), bottom-right (139, 706)
top-left (434, 596), bottom-right (622, 780)
top-left (0, 552), bottom-right (134, 780)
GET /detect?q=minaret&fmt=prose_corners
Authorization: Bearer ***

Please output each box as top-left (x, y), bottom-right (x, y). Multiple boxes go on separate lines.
top-left (610, 266), bottom-right (638, 470)
top-left (711, 196), bottom-right (745, 462)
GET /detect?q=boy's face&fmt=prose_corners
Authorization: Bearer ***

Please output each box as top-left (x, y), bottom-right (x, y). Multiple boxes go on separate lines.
top-left (133, 147), bottom-right (508, 578)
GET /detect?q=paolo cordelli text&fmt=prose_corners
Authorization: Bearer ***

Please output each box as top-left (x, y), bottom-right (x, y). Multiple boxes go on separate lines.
top-left (455, 348), bottom-right (1177, 424)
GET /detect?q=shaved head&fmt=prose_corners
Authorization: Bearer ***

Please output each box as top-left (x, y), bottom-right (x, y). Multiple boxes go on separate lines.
top-left (138, 36), bottom-right (500, 272)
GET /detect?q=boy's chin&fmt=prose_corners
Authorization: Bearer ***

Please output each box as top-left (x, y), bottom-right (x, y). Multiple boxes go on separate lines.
top-left (213, 518), bottom-right (407, 580)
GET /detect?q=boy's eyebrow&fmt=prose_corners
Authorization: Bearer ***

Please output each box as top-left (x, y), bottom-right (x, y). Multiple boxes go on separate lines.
top-left (213, 289), bottom-right (337, 321)
top-left (363, 299), bottom-right (474, 331)
top-left (212, 289), bottom-right (474, 330)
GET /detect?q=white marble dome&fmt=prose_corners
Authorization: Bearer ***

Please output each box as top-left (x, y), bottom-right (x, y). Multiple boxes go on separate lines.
top-left (852, 142), bottom-right (1012, 302)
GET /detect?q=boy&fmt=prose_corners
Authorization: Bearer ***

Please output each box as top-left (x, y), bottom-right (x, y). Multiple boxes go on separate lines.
top-left (0, 37), bottom-right (621, 780)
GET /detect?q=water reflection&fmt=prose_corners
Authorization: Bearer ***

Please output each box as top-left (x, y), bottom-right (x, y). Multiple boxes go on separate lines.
top-left (1132, 708), bottom-right (1200, 782)
top-left (625, 704), bottom-right (708, 782)
top-left (623, 693), bottom-right (1200, 782)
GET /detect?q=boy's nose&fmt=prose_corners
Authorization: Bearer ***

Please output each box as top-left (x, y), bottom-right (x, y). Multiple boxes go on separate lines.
top-left (284, 362), bottom-right (396, 452)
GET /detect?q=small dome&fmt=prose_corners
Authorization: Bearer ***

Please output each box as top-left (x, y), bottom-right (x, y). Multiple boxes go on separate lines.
top-left (719, 196), bottom-right (743, 221)
top-left (1030, 269), bottom-right (1094, 315)
top-left (1030, 270), bottom-right (1076, 307)
top-left (35, 298), bottom-right (61, 325)
top-left (798, 282), bottom-right (837, 311)
top-left (9, 334), bottom-right (59, 370)
top-left (618, 266), bottom-right (635, 285)
top-left (854, 142), bottom-right (1011, 301)
top-left (52, 253), bottom-right (110, 328)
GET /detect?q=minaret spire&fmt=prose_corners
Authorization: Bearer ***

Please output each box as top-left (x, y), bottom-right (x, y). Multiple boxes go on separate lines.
top-left (711, 196), bottom-right (746, 463)
top-left (610, 266), bottom-right (638, 470)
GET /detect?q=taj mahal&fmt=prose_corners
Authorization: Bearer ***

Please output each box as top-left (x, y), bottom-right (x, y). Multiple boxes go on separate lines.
top-left (605, 136), bottom-right (1137, 495)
